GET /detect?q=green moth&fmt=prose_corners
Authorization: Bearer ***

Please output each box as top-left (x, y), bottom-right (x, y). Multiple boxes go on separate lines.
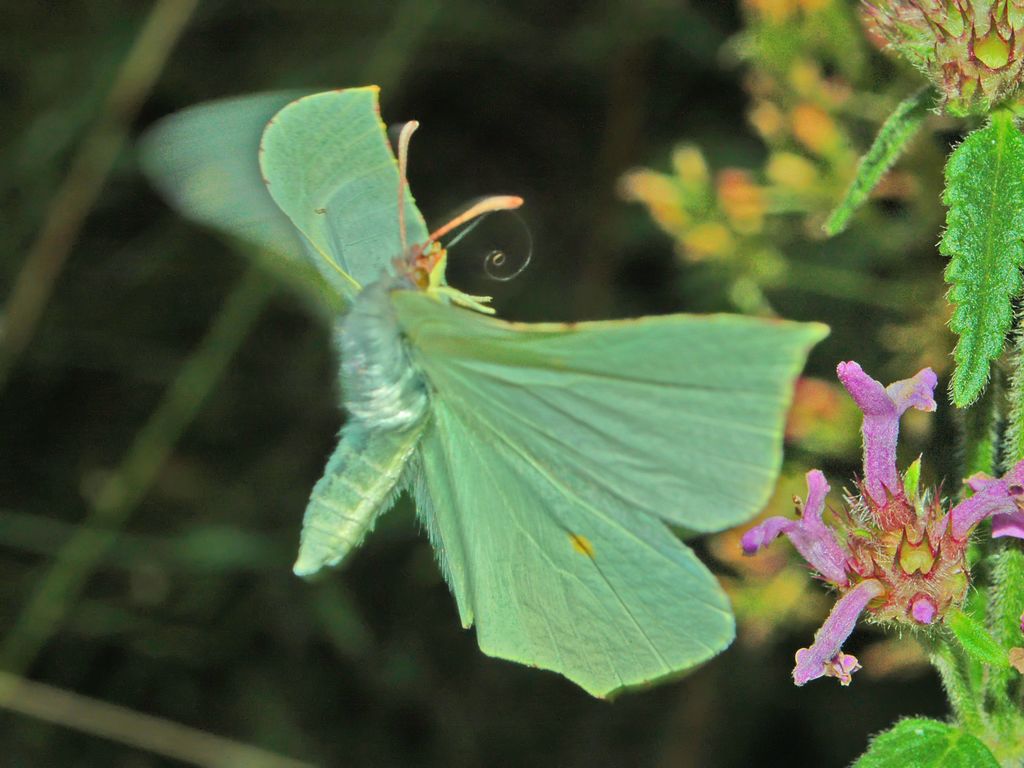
top-left (140, 86), bottom-right (827, 697)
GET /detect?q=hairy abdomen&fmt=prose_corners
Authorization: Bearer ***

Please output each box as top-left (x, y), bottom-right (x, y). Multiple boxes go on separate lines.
top-left (294, 419), bottom-right (425, 575)
top-left (338, 277), bottom-right (427, 429)
top-left (294, 277), bottom-right (429, 576)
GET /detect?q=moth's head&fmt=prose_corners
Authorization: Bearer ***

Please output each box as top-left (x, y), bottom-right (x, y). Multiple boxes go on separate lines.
top-left (392, 120), bottom-right (524, 314)
top-left (393, 239), bottom-right (445, 291)
top-left (394, 243), bottom-right (494, 314)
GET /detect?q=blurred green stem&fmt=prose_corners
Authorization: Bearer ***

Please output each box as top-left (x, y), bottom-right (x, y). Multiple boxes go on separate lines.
top-left (361, 0), bottom-right (442, 93)
top-left (0, 267), bottom-right (273, 674)
top-left (986, 547), bottom-right (1024, 724)
top-left (1001, 320), bottom-right (1024, 470)
top-left (782, 262), bottom-right (927, 312)
top-left (0, 507), bottom-right (287, 572)
top-left (0, 670), bottom-right (313, 768)
top-left (958, 365), bottom-right (1000, 483)
top-left (0, 0), bottom-right (200, 392)
top-left (574, 39), bottom-right (648, 316)
top-left (929, 640), bottom-right (985, 734)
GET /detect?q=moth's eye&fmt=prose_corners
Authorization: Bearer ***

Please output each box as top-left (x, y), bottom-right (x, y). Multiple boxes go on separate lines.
top-left (411, 266), bottom-right (430, 288)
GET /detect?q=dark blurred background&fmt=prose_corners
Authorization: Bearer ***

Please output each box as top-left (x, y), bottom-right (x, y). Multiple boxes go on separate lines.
top-left (1, 1), bottom-right (963, 766)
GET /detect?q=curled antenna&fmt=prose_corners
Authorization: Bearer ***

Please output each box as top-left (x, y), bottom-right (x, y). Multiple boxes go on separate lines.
top-left (437, 200), bottom-right (533, 282)
top-left (484, 251), bottom-right (519, 280)
top-left (483, 214), bottom-right (532, 282)
top-left (396, 121), bottom-right (419, 255)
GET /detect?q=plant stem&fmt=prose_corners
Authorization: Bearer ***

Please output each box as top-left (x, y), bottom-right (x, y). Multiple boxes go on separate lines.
top-left (0, 670), bottom-right (313, 768)
top-left (987, 547), bottom-right (1024, 709)
top-left (781, 262), bottom-right (929, 311)
top-left (0, 0), bottom-right (200, 392)
top-left (959, 363), bottom-right (1001, 483)
top-left (1002, 317), bottom-right (1024, 470)
top-left (0, 267), bottom-right (273, 674)
top-left (930, 639), bottom-right (986, 733)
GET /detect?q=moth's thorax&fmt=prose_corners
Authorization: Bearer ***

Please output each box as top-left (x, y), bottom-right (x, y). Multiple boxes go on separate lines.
top-left (338, 276), bottom-right (427, 429)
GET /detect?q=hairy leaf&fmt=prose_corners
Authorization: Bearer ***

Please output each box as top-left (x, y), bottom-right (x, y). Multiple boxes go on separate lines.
top-left (946, 607), bottom-right (1010, 669)
top-left (853, 718), bottom-right (998, 768)
top-left (824, 87), bottom-right (931, 236)
top-left (942, 113), bottom-right (1024, 407)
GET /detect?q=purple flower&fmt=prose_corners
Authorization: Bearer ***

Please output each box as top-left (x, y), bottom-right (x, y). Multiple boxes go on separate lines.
top-left (741, 470), bottom-right (850, 586)
top-left (973, 467), bottom-right (1024, 540)
top-left (793, 579), bottom-right (885, 686)
top-left (994, 513), bottom-right (1024, 539)
top-left (836, 361), bottom-right (936, 529)
top-left (743, 361), bottom-right (1024, 686)
top-left (951, 464), bottom-right (1024, 539)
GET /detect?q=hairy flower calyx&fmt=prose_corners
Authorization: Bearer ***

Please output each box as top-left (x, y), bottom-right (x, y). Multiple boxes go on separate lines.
top-left (742, 361), bottom-right (1024, 686)
top-left (862, 0), bottom-right (1024, 115)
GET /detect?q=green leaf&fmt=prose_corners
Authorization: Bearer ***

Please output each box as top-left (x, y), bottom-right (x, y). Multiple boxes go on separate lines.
top-left (853, 718), bottom-right (999, 768)
top-left (947, 607), bottom-right (1010, 669)
top-left (941, 112), bottom-right (1024, 407)
top-left (903, 456), bottom-right (922, 508)
top-left (824, 87), bottom-right (931, 236)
